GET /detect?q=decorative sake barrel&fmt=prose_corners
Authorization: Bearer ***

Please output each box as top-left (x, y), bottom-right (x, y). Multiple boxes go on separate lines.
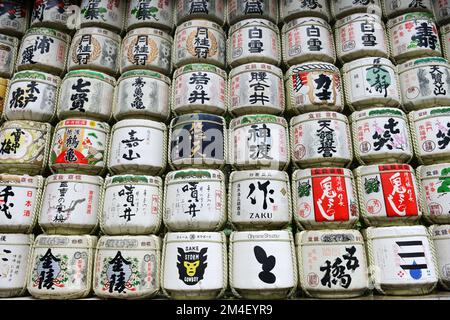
top-left (175, 0), bottom-right (225, 26)
top-left (350, 108), bottom-right (413, 165)
top-left (162, 232), bottom-right (227, 299)
top-left (229, 63), bottom-right (285, 116)
top-left (169, 113), bottom-right (226, 170)
top-left (417, 164), bottom-right (450, 224)
top-left (27, 234), bottom-right (97, 299)
top-left (398, 58), bottom-right (450, 111)
top-left (0, 233), bottom-right (34, 298)
top-left (0, 174), bottom-right (43, 234)
top-left (39, 174), bottom-right (103, 235)
top-left (228, 19), bottom-right (281, 68)
top-left (227, 0), bottom-right (279, 25)
top-left (57, 70), bottom-right (115, 122)
top-left (163, 169), bottom-right (226, 232)
top-left (290, 112), bottom-right (353, 168)
top-left (120, 27), bottom-right (173, 76)
top-left (100, 175), bottom-right (163, 236)
top-left (230, 230), bottom-right (297, 299)
top-left (280, 0), bottom-right (330, 23)
top-left (0, 120), bottom-right (52, 176)
top-left (172, 63), bottom-right (226, 116)
top-left (292, 168), bottom-right (359, 230)
top-left (31, 0), bottom-right (77, 31)
top-left (285, 62), bottom-right (344, 115)
top-left (387, 12), bottom-right (442, 64)
top-left (68, 27), bottom-right (121, 76)
top-left (114, 70), bottom-right (170, 122)
top-left (79, 0), bottom-right (125, 33)
top-left (282, 17), bottom-right (335, 66)
top-left (433, 1), bottom-right (450, 25)
top-left (330, 0), bottom-right (382, 20)
top-left (126, 0), bottom-right (174, 31)
top-left (429, 225), bottom-right (450, 290)
top-left (229, 115), bottom-right (289, 171)
top-left (364, 225), bottom-right (438, 295)
top-left (93, 235), bottom-right (161, 299)
top-left (108, 119), bottom-right (166, 176)
top-left (0, 0), bottom-right (29, 37)
top-left (4, 71), bottom-right (60, 122)
top-left (296, 230), bottom-right (369, 298)
top-left (355, 164), bottom-right (421, 226)
top-left (382, 0), bottom-right (433, 18)
top-left (17, 27), bottom-right (70, 77)
top-left (173, 20), bottom-right (225, 69)
top-left (229, 170), bottom-right (291, 230)
top-left (342, 57), bottom-right (401, 111)
top-left (409, 107), bottom-right (450, 164)
top-left (0, 34), bottom-right (18, 78)
top-left (443, 24), bottom-right (450, 60)
top-left (50, 119), bottom-right (110, 175)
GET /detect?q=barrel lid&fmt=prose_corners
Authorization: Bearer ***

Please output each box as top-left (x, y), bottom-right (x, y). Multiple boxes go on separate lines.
top-left (282, 16), bottom-right (331, 33)
top-left (1, 120), bottom-right (52, 132)
top-left (74, 26), bottom-right (121, 42)
top-left (113, 118), bottom-right (166, 131)
top-left (291, 111), bottom-right (348, 127)
top-left (229, 18), bottom-right (279, 35)
top-left (356, 164), bottom-right (414, 176)
top-left (350, 108), bottom-right (406, 124)
top-left (231, 230), bottom-right (292, 242)
top-left (230, 114), bottom-right (287, 129)
top-left (124, 27), bottom-right (173, 43)
top-left (293, 167), bottom-right (352, 180)
top-left (12, 70), bottom-right (61, 83)
top-left (0, 174), bottom-right (42, 187)
top-left (176, 19), bottom-right (225, 35)
top-left (165, 169), bottom-right (224, 181)
top-left (171, 113), bottom-right (226, 127)
top-left (409, 107), bottom-right (450, 121)
top-left (173, 63), bottom-right (227, 79)
top-left (418, 163), bottom-right (450, 178)
top-left (34, 235), bottom-right (98, 248)
top-left (429, 225), bottom-right (450, 239)
top-left (296, 229), bottom-right (364, 245)
top-left (97, 235), bottom-right (161, 250)
top-left (118, 69), bottom-right (171, 85)
top-left (56, 118), bottom-right (110, 133)
top-left (229, 62), bottom-right (283, 78)
top-left (0, 33), bottom-right (19, 45)
top-left (64, 69), bottom-right (116, 86)
top-left (365, 225), bottom-right (428, 239)
top-left (46, 173), bottom-right (103, 185)
top-left (105, 174), bottom-right (162, 186)
top-left (230, 169), bottom-right (288, 182)
top-left (24, 27), bottom-right (71, 43)
top-left (342, 57), bottom-right (394, 73)
top-left (0, 233), bottom-right (34, 245)
top-left (398, 57), bottom-right (450, 74)
top-left (335, 13), bottom-right (382, 29)
top-left (387, 11), bottom-right (436, 28)
top-left (165, 232), bottom-right (225, 243)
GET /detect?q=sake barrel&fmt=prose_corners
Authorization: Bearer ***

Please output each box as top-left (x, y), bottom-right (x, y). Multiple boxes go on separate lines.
top-left (50, 119), bottom-right (110, 175)
top-left (364, 225), bottom-right (438, 295)
top-left (409, 107), bottom-right (450, 164)
top-left (0, 34), bottom-right (18, 78)
top-left (433, 0), bottom-right (450, 25)
top-left (229, 63), bottom-right (285, 116)
top-left (0, 0), bottom-right (29, 37)
top-left (443, 24), bottom-right (450, 60)
top-left (281, 17), bottom-right (336, 66)
top-left (0, 120), bottom-right (52, 175)
top-left (163, 169), bottom-right (226, 232)
top-left (173, 20), bottom-right (226, 69)
top-left (169, 113), bottom-right (226, 170)
top-left (4, 70), bottom-right (60, 122)
top-left (387, 12), bottom-right (442, 64)
top-left (101, 175), bottom-right (163, 235)
top-left (162, 232), bottom-right (227, 299)
top-left (227, 0), bottom-right (279, 25)
top-left (175, 0), bottom-right (225, 26)
top-left (114, 70), bottom-right (170, 122)
top-left (398, 58), bottom-right (450, 111)
top-left (285, 62), bottom-right (344, 115)
top-left (0, 174), bottom-right (43, 234)
top-left (350, 108), bottom-right (413, 165)
top-left (39, 174), bottom-right (103, 235)
top-left (120, 27), bottom-right (173, 76)
top-left (79, 0), bottom-right (125, 33)
top-left (0, 233), bottom-right (34, 297)
top-left (172, 63), bottom-right (226, 116)
top-left (230, 230), bottom-right (297, 299)
top-left (228, 19), bottom-right (281, 68)
top-left (30, 0), bottom-right (77, 31)
top-left (330, 0), bottom-right (382, 20)
top-left (383, 0), bottom-right (433, 18)
top-left (68, 27), bottom-right (121, 76)
top-left (93, 235), bottom-right (161, 299)
top-left (342, 57), bottom-right (401, 111)
top-left (17, 27), bottom-right (70, 77)
top-left (335, 13), bottom-right (389, 63)
top-left (108, 119), bottom-right (166, 176)
top-left (296, 230), bottom-right (369, 298)
top-left (229, 114), bottom-right (289, 171)
top-left (292, 168), bottom-right (359, 230)
top-left (417, 164), bottom-right (450, 224)
top-left (429, 224), bottom-right (450, 290)
top-left (126, 0), bottom-right (174, 31)
top-left (290, 112), bottom-right (353, 168)
top-left (280, 0), bottom-right (330, 23)
top-left (229, 170), bottom-right (292, 230)
top-left (355, 164), bottom-right (421, 226)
